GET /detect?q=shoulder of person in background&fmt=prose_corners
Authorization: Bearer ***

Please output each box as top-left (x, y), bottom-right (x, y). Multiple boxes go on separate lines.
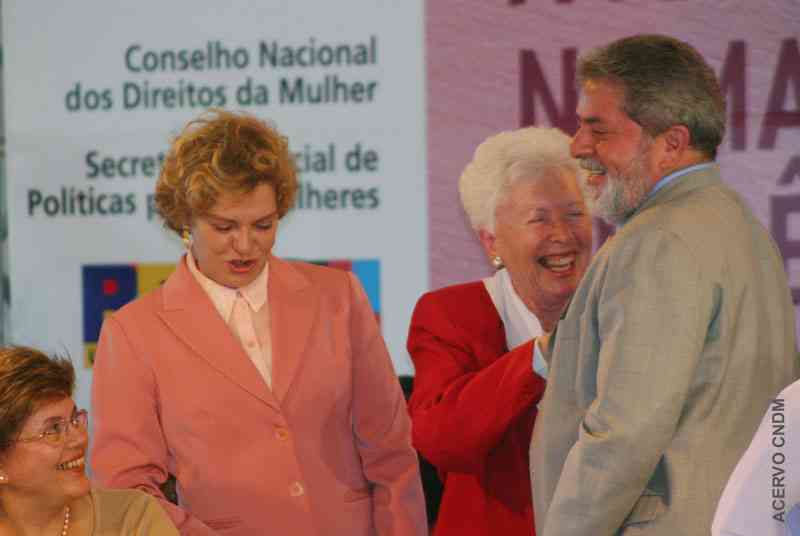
top-left (92, 488), bottom-right (180, 535)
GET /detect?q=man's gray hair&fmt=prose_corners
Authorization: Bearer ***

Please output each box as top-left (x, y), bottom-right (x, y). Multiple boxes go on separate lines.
top-left (459, 127), bottom-right (581, 232)
top-left (578, 34), bottom-right (725, 159)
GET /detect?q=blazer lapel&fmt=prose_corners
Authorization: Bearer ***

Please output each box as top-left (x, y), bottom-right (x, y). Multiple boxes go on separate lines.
top-left (268, 256), bottom-right (318, 403)
top-left (158, 256), bottom-right (281, 411)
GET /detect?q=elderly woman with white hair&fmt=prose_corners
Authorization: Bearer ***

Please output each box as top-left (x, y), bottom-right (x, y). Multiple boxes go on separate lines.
top-left (407, 127), bottom-right (592, 536)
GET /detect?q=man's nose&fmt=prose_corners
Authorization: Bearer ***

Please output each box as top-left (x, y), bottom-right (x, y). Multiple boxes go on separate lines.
top-left (571, 127), bottom-right (593, 159)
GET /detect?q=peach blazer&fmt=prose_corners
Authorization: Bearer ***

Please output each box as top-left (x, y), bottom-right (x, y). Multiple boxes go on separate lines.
top-left (91, 255), bottom-right (427, 536)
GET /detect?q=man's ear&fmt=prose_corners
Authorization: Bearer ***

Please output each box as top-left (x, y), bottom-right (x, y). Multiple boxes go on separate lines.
top-left (659, 125), bottom-right (692, 168)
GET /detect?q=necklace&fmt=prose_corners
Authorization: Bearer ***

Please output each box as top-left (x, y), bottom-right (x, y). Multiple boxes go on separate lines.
top-left (61, 505), bottom-right (70, 535)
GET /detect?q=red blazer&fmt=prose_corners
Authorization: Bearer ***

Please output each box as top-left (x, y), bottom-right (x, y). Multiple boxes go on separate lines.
top-left (407, 281), bottom-right (546, 536)
top-left (91, 255), bottom-right (427, 536)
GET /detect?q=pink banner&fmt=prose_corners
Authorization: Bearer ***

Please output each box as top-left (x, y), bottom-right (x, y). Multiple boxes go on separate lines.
top-left (427, 0), bottom-right (800, 337)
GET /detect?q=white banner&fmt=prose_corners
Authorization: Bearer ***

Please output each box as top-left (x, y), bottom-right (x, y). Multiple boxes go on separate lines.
top-left (3, 1), bottom-right (427, 412)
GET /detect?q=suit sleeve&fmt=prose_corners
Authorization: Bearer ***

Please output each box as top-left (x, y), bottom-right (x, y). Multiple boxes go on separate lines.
top-left (91, 315), bottom-right (218, 536)
top-left (406, 291), bottom-right (546, 474)
top-left (346, 273), bottom-right (428, 536)
top-left (542, 230), bottom-right (714, 536)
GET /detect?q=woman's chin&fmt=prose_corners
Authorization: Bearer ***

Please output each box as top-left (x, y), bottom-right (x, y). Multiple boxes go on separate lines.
top-left (62, 473), bottom-right (92, 500)
top-left (536, 285), bottom-right (577, 311)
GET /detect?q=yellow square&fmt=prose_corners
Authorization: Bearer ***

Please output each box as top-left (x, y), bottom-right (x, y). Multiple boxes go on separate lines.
top-left (137, 264), bottom-right (176, 295)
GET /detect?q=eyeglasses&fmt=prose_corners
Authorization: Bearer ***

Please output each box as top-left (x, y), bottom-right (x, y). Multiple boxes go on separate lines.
top-left (15, 409), bottom-right (88, 446)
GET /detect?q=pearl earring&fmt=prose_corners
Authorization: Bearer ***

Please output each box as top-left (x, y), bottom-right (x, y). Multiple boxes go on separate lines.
top-left (492, 256), bottom-right (503, 270)
top-left (181, 228), bottom-right (191, 249)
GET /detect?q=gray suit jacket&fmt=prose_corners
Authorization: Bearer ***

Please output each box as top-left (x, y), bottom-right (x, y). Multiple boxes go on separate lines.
top-left (530, 165), bottom-right (798, 536)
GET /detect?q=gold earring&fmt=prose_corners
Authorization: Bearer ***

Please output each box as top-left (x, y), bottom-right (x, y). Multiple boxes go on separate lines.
top-left (492, 256), bottom-right (503, 270)
top-left (181, 228), bottom-right (191, 249)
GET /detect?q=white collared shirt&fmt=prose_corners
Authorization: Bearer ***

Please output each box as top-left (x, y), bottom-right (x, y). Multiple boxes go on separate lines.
top-left (482, 268), bottom-right (548, 378)
top-left (186, 250), bottom-right (273, 387)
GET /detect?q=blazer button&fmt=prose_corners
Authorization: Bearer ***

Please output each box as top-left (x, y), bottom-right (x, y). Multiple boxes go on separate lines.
top-left (275, 427), bottom-right (289, 441)
top-left (289, 481), bottom-right (305, 497)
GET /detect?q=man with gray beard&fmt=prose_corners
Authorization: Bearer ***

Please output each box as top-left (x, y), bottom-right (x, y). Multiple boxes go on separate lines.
top-left (529, 34), bottom-right (797, 536)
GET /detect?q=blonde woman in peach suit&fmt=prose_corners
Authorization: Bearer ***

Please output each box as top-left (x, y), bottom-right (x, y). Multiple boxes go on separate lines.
top-left (90, 110), bottom-right (427, 536)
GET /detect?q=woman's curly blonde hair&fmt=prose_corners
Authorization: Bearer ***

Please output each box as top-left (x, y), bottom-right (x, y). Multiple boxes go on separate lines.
top-left (155, 109), bottom-right (298, 234)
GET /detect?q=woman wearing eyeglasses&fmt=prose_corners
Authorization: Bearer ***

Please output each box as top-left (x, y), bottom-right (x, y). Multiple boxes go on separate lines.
top-left (0, 346), bottom-right (179, 535)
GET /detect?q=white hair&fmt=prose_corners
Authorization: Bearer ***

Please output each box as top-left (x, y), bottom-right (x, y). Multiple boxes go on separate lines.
top-left (458, 127), bottom-right (583, 232)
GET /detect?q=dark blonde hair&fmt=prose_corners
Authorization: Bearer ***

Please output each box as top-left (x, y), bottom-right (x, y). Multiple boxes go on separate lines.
top-left (0, 346), bottom-right (75, 451)
top-left (155, 109), bottom-right (298, 234)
